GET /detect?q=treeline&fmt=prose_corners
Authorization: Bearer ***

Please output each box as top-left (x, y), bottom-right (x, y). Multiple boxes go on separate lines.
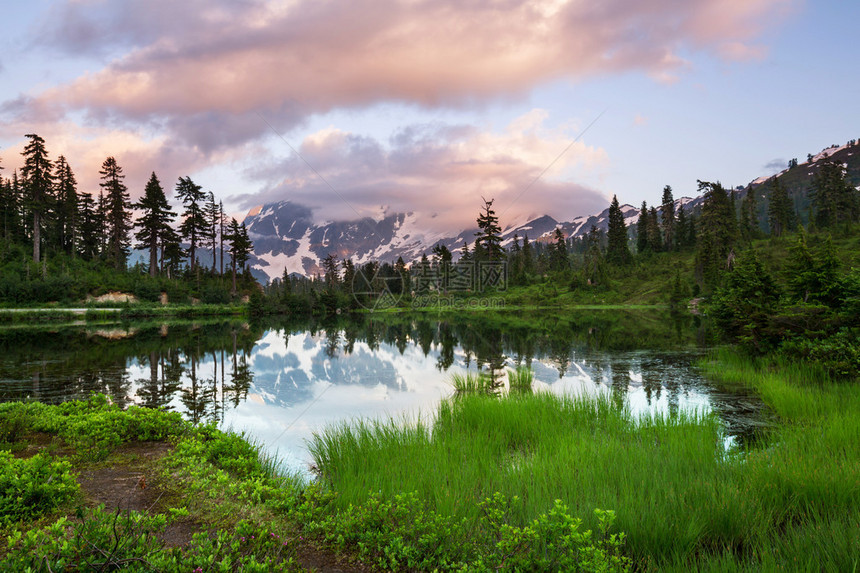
top-left (0, 134), bottom-right (256, 303)
top-left (261, 155), bottom-right (858, 315)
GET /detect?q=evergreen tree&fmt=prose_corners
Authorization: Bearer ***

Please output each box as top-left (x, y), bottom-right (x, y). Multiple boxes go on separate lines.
top-left (226, 218), bottom-right (253, 294)
top-left (322, 253), bottom-right (340, 292)
top-left (20, 134), bottom-right (54, 264)
top-left (0, 167), bottom-right (22, 242)
top-left (695, 180), bottom-right (737, 287)
top-left (54, 156), bottom-right (78, 256)
top-left (550, 228), bottom-right (568, 271)
top-left (583, 225), bottom-right (608, 286)
top-left (460, 240), bottom-right (472, 263)
top-left (606, 195), bottom-right (630, 265)
top-left (811, 159), bottom-right (858, 229)
top-left (675, 206), bottom-right (690, 249)
top-left (133, 172), bottom-right (175, 277)
top-left (77, 192), bottom-right (100, 260)
top-left (660, 185), bottom-right (675, 251)
top-left (96, 190), bottom-right (108, 256)
top-left (786, 230), bottom-right (843, 307)
top-left (474, 198), bottom-right (504, 261)
top-left (161, 225), bottom-right (184, 279)
top-left (767, 177), bottom-right (795, 237)
top-left (281, 267), bottom-right (294, 298)
top-left (508, 233), bottom-right (522, 283)
top-left (636, 201), bottom-right (649, 254)
top-left (99, 156), bottom-right (131, 269)
top-left (647, 206), bottom-right (662, 252)
top-left (710, 249), bottom-right (780, 351)
top-left (394, 256), bottom-right (410, 295)
top-left (521, 235), bottom-right (535, 277)
top-left (218, 201), bottom-right (226, 275)
top-left (176, 176), bottom-right (208, 272)
top-left (204, 191), bottom-right (219, 272)
top-left (739, 188), bottom-right (759, 242)
top-left (415, 253), bottom-right (431, 294)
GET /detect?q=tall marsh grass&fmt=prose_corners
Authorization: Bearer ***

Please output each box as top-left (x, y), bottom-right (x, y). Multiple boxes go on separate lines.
top-left (448, 371), bottom-right (498, 394)
top-left (507, 365), bottom-right (534, 393)
top-left (310, 358), bottom-right (860, 570)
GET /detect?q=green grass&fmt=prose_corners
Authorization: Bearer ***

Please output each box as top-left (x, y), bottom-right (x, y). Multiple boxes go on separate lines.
top-left (507, 365), bottom-right (534, 393)
top-left (311, 392), bottom-right (730, 566)
top-left (310, 365), bottom-right (860, 571)
top-left (449, 371), bottom-right (498, 393)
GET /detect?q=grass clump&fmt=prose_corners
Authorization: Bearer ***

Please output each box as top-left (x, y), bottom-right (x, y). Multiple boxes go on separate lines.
top-left (310, 364), bottom-right (860, 571)
top-left (310, 390), bottom-right (721, 568)
top-left (507, 365), bottom-right (534, 393)
top-left (450, 370), bottom-right (499, 394)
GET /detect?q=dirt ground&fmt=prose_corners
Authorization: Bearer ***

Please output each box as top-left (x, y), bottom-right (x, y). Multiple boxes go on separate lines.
top-left (66, 441), bottom-right (370, 572)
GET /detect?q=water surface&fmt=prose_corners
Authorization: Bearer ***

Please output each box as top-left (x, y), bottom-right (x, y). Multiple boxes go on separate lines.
top-left (0, 311), bottom-right (767, 473)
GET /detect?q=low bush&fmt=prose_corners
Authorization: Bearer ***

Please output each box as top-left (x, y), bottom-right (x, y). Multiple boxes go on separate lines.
top-left (0, 452), bottom-right (79, 526)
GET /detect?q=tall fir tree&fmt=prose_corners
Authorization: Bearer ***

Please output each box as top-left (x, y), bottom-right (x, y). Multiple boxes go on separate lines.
top-left (99, 156), bottom-right (131, 269)
top-left (133, 172), bottom-right (175, 277)
top-left (584, 225), bottom-right (608, 286)
top-left (204, 191), bottom-right (219, 272)
top-left (607, 195), bottom-right (630, 265)
top-left (647, 206), bottom-right (662, 252)
top-left (521, 235), bottom-right (535, 277)
top-left (0, 164), bottom-right (22, 241)
top-left (767, 177), bottom-right (795, 237)
top-left (77, 192), bottom-right (100, 260)
top-left (474, 198), bottom-right (504, 261)
top-left (176, 176), bottom-right (208, 272)
top-left (636, 201), bottom-right (649, 254)
top-left (226, 218), bottom-right (252, 293)
top-left (660, 185), bottom-right (675, 251)
top-left (739, 188), bottom-right (759, 242)
top-left (695, 180), bottom-right (737, 287)
top-left (20, 134), bottom-right (54, 264)
top-left (218, 201), bottom-right (226, 275)
top-left (54, 156), bottom-right (78, 256)
top-left (811, 159), bottom-right (858, 229)
top-left (550, 228), bottom-right (568, 271)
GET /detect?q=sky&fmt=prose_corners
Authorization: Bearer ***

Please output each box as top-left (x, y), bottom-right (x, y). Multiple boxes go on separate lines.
top-left (1, 0), bottom-right (858, 234)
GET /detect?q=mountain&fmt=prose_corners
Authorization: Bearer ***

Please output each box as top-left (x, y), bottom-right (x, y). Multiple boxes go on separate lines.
top-left (741, 140), bottom-right (860, 229)
top-left (244, 200), bottom-right (664, 281)
top-left (244, 139), bottom-right (860, 281)
top-left (244, 202), bottom-right (449, 279)
top-left (244, 199), bottom-right (702, 281)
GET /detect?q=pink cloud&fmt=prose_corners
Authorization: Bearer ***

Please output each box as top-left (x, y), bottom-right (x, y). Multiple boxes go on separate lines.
top-left (23, 0), bottom-right (794, 151)
top-left (233, 112), bottom-right (610, 233)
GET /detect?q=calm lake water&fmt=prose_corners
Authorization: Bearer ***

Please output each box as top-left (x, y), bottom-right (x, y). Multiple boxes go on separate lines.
top-left (0, 311), bottom-right (767, 474)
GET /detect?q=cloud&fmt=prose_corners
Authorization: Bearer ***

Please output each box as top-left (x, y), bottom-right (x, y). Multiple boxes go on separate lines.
top-left (763, 158), bottom-right (787, 172)
top-left (18, 0), bottom-right (795, 153)
top-left (232, 111), bottom-right (610, 233)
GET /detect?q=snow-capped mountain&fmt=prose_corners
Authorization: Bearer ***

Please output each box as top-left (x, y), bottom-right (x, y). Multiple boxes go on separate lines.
top-left (243, 139), bottom-right (860, 282)
top-left (244, 199), bottom-right (698, 281)
top-left (244, 201), bottom-right (449, 279)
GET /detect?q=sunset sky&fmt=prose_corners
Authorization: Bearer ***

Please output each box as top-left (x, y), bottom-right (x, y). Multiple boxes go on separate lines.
top-left (1, 0), bottom-right (857, 232)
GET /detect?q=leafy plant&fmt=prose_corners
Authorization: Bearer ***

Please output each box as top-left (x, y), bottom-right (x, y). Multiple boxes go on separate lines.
top-left (0, 452), bottom-right (79, 525)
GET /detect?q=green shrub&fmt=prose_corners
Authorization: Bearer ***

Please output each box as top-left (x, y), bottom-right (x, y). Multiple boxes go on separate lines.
top-left (0, 404), bottom-right (32, 447)
top-left (780, 328), bottom-right (860, 379)
top-left (300, 490), bottom-right (629, 572)
top-left (0, 452), bottom-right (79, 525)
top-left (198, 426), bottom-right (267, 480)
top-left (2, 508), bottom-right (300, 572)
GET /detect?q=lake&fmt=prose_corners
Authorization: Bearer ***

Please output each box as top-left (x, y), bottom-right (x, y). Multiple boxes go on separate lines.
top-left (0, 310), bottom-right (767, 474)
